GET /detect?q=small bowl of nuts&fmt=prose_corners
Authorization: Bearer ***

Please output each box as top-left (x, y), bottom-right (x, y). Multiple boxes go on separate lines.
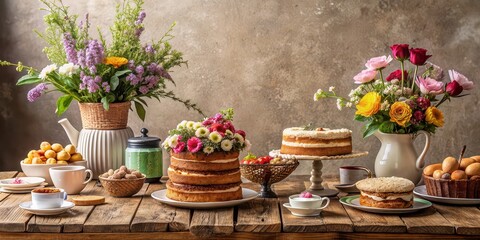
top-left (99, 166), bottom-right (145, 197)
top-left (240, 153), bottom-right (299, 198)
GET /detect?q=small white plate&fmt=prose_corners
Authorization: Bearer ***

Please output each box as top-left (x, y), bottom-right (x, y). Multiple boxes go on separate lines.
top-left (283, 203), bottom-right (323, 217)
top-left (340, 195), bottom-right (432, 214)
top-left (334, 183), bottom-right (360, 193)
top-left (151, 188), bottom-right (258, 209)
top-left (19, 201), bottom-right (75, 215)
top-left (414, 185), bottom-right (480, 205)
top-left (0, 186), bottom-right (46, 193)
top-left (0, 177), bottom-right (45, 188)
top-left (2, 183), bottom-right (48, 191)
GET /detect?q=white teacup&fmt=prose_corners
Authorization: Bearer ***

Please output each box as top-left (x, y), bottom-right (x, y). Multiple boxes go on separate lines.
top-left (289, 194), bottom-right (330, 209)
top-left (339, 166), bottom-right (372, 185)
top-left (49, 166), bottom-right (93, 194)
top-left (31, 188), bottom-right (67, 209)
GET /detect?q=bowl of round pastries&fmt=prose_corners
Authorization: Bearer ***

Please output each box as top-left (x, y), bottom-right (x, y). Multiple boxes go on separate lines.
top-left (99, 166), bottom-right (145, 197)
top-left (423, 155), bottom-right (480, 198)
top-left (240, 154), bottom-right (299, 198)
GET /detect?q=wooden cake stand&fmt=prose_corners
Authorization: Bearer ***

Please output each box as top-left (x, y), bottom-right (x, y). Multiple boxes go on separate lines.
top-left (269, 150), bottom-right (368, 197)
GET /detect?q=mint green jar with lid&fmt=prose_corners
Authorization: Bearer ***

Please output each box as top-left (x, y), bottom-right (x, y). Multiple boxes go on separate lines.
top-left (125, 128), bottom-right (162, 183)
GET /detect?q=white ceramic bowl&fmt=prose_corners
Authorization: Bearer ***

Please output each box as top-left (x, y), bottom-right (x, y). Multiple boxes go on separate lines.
top-left (289, 194), bottom-right (330, 209)
top-left (20, 160), bottom-right (87, 186)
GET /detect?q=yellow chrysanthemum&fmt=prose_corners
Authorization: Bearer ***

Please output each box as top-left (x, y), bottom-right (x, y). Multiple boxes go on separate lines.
top-left (425, 106), bottom-right (444, 127)
top-left (355, 92), bottom-right (381, 117)
top-left (104, 57), bottom-right (128, 68)
top-left (389, 101), bottom-right (412, 127)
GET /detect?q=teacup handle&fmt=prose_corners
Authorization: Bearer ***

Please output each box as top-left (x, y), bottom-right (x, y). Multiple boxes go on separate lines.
top-left (84, 169), bottom-right (94, 185)
top-left (357, 166), bottom-right (372, 178)
top-left (318, 197), bottom-right (330, 209)
top-left (63, 192), bottom-right (68, 200)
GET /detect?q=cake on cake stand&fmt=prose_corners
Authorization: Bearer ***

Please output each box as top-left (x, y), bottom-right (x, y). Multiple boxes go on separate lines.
top-left (269, 150), bottom-right (368, 197)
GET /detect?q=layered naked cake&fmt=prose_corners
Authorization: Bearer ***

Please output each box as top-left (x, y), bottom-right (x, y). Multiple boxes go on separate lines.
top-left (280, 127), bottom-right (352, 156)
top-left (167, 151), bottom-right (242, 202)
top-left (356, 177), bottom-right (415, 208)
top-left (162, 108), bottom-right (248, 202)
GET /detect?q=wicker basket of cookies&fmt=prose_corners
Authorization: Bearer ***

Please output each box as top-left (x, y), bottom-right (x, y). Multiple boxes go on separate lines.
top-left (99, 166), bottom-right (146, 197)
top-left (240, 153), bottom-right (299, 198)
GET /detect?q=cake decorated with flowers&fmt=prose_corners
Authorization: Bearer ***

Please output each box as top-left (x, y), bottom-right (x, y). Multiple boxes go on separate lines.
top-left (280, 127), bottom-right (352, 156)
top-left (163, 108), bottom-right (249, 202)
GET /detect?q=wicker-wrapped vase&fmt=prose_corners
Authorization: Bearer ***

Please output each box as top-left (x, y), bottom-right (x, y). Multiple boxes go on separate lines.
top-left (423, 174), bottom-right (480, 198)
top-left (240, 161), bottom-right (299, 198)
top-left (78, 102), bottom-right (131, 130)
top-left (99, 176), bottom-right (145, 197)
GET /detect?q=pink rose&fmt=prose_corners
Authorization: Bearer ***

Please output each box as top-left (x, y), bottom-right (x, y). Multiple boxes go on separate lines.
top-left (202, 118), bottom-right (214, 126)
top-left (173, 141), bottom-right (186, 153)
top-left (448, 69), bottom-right (474, 90)
top-left (187, 137), bottom-right (203, 153)
top-left (365, 55), bottom-right (393, 70)
top-left (353, 69), bottom-right (377, 84)
top-left (415, 76), bottom-right (444, 95)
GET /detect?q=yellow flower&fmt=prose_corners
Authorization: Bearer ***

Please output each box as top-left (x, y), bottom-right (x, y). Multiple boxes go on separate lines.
top-left (355, 92), bottom-right (381, 117)
top-left (104, 57), bottom-right (128, 68)
top-left (389, 102), bottom-right (412, 127)
top-left (425, 106), bottom-right (444, 127)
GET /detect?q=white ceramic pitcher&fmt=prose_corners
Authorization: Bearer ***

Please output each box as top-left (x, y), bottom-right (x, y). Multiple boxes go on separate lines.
top-left (374, 130), bottom-right (430, 184)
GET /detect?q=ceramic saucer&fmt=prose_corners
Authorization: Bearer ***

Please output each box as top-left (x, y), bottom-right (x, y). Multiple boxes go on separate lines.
top-left (19, 201), bottom-right (75, 215)
top-left (0, 177), bottom-right (45, 188)
top-left (283, 203), bottom-right (324, 217)
top-left (2, 182), bottom-right (47, 191)
top-left (334, 183), bottom-right (359, 193)
top-left (339, 195), bottom-right (432, 214)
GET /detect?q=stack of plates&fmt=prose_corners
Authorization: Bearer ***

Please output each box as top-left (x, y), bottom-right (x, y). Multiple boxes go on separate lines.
top-left (0, 177), bottom-right (47, 193)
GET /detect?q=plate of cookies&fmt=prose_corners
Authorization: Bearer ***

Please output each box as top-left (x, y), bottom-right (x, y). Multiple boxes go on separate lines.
top-left (340, 176), bottom-right (432, 214)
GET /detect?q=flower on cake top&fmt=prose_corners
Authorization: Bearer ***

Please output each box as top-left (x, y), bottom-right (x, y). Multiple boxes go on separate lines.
top-left (163, 108), bottom-right (250, 154)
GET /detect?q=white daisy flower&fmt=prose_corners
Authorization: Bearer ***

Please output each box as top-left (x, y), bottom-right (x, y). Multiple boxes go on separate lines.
top-left (168, 134), bottom-right (180, 148)
top-left (177, 120), bottom-right (188, 130)
top-left (58, 63), bottom-right (79, 76)
top-left (221, 139), bottom-right (233, 151)
top-left (193, 122), bottom-right (203, 129)
top-left (233, 133), bottom-right (244, 145)
top-left (208, 131), bottom-right (222, 143)
top-left (225, 129), bottom-right (234, 137)
top-left (195, 127), bottom-right (210, 138)
top-left (39, 64), bottom-right (57, 79)
top-left (186, 121), bottom-right (195, 129)
top-left (203, 146), bottom-right (214, 154)
top-left (162, 136), bottom-right (171, 148)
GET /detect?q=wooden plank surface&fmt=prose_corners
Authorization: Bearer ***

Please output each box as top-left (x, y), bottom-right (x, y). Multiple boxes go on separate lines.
top-left (0, 172), bottom-right (32, 232)
top-left (130, 183), bottom-right (190, 232)
top-left (190, 208), bottom-right (234, 237)
top-left (26, 182), bottom-right (98, 233)
top-left (401, 206), bottom-right (455, 234)
top-left (235, 198), bottom-right (281, 232)
top-left (83, 182), bottom-right (149, 233)
top-left (434, 204), bottom-right (480, 235)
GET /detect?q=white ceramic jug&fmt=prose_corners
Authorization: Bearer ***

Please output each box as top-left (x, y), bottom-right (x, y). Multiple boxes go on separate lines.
top-left (58, 118), bottom-right (134, 178)
top-left (374, 130), bottom-right (430, 184)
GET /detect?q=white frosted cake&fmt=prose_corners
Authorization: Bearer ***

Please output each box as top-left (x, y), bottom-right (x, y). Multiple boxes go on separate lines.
top-left (280, 127), bottom-right (352, 156)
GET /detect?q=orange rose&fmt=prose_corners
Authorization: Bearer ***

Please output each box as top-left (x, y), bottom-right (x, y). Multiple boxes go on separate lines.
top-left (389, 101), bottom-right (412, 127)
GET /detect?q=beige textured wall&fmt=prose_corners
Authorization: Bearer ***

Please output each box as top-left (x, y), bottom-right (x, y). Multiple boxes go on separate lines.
top-left (1, 0), bottom-right (479, 176)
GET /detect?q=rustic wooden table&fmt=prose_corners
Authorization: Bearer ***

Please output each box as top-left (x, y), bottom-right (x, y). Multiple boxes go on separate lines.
top-left (1, 171), bottom-right (480, 239)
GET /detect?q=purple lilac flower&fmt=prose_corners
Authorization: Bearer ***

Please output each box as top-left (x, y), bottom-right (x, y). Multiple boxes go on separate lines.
top-left (147, 63), bottom-right (157, 73)
top-left (135, 27), bottom-right (144, 38)
top-left (139, 85), bottom-right (149, 94)
top-left (84, 40), bottom-right (104, 72)
top-left (102, 82), bottom-right (110, 93)
top-left (135, 65), bottom-right (144, 76)
top-left (27, 83), bottom-right (48, 102)
top-left (63, 33), bottom-right (78, 64)
top-left (145, 75), bottom-right (159, 88)
top-left (128, 60), bottom-right (136, 70)
top-left (145, 44), bottom-right (155, 54)
top-left (126, 73), bottom-right (141, 85)
top-left (80, 73), bottom-right (100, 93)
top-left (135, 11), bottom-right (146, 25)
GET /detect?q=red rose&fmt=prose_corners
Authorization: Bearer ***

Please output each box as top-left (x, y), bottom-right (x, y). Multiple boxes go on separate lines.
top-left (390, 44), bottom-right (410, 60)
top-left (409, 48), bottom-right (431, 66)
top-left (386, 69), bottom-right (408, 82)
top-left (209, 123), bottom-right (226, 134)
top-left (223, 121), bottom-right (236, 132)
top-left (235, 130), bottom-right (246, 139)
top-left (446, 81), bottom-right (463, 96)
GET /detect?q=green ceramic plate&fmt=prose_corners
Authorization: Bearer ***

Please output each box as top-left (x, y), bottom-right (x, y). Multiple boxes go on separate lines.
top-left (339, 195), bottom-right (432, 214)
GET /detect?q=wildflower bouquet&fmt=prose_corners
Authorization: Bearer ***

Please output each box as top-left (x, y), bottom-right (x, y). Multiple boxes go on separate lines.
top-left (163, 108), bottom-right (250, 154)
top-left (314, 44), bottom-right (474, 138)
top-left (0, 0), bottom-right (202, 120)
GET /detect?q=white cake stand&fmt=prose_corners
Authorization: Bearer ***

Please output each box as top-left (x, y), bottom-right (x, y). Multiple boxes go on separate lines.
top-left (269, 149), bottom-right (368, 197)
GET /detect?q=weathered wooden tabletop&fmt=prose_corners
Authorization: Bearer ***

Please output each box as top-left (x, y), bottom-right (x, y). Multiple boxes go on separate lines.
top-left (1, 171), bottom-right (480, 239)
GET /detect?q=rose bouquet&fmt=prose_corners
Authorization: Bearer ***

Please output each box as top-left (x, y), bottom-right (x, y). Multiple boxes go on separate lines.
top-left (162, 108), bottom-right (250, 154)
top-left (0, 0), bottom-right (202, 120)
top-left (314, 44), bottom-right (474, 138)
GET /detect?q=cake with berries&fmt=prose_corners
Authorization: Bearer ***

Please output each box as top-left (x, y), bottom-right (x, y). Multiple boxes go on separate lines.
top-left (280, 127), bottom-right (352, 156)
top-left (163, 109), bottom-right (249, 202)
